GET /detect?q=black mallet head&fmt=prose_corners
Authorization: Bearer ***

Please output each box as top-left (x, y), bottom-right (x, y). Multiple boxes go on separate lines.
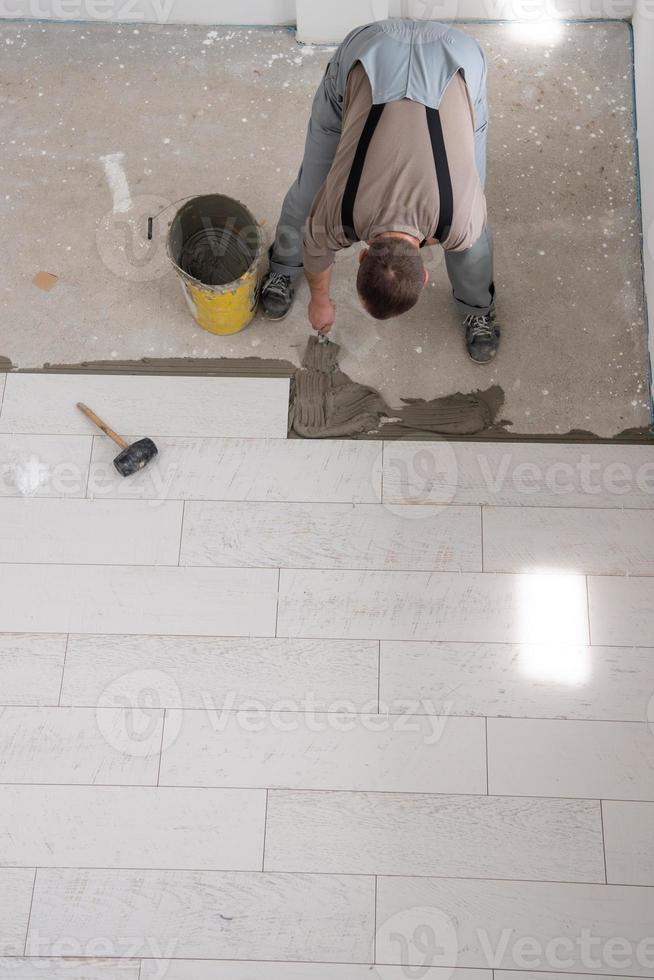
top-left (113, 437), bottom-right (158, 477)
top-left (76, 403), bottom-right (159, 480)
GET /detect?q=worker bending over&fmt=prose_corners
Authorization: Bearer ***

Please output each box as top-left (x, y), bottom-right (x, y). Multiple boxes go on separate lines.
top-left (260, 18), bottom-right (500, 363)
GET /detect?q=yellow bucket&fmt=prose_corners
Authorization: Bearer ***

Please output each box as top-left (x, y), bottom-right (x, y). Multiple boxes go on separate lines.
top-left (167, 194), bottom-right (265, 336)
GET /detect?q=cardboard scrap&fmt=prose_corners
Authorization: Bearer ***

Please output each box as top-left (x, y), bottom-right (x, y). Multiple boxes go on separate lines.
top-left (32, 271), bottom-right (59, 291)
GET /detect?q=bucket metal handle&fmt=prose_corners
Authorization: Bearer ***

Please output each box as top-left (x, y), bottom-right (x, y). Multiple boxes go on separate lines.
top-left (147, 195), bottom-right (203, 241)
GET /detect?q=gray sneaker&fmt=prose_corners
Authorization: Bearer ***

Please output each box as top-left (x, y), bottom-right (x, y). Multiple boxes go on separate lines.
top-left (464, 310), bottom-right (500, 363)
top-left (261, 272), bottom-right (295, 320)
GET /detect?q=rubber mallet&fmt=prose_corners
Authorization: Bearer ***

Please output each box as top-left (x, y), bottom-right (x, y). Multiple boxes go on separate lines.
top-left (77, 402), bottom-right (158, 477)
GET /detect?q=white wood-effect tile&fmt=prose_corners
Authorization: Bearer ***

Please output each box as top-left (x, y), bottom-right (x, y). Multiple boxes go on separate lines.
top-left (0, 707), bottom-right (162, 785)
top-left (159, 711), bottom-right (486, 794)
top-left (603, 801), bottom-right (654, 885)
top-left (483, 506), bottom-right (654, 575)
top-left (0, 634), bottom-right (66, 706)
top-left (376, 876), bottom-right (654, 973)
top-left (265, 791), bottom-right (604, 882)
top-left (0, 499), bottom-right (183, 565)
top-left (379, 641), bottom-right (654, 721)
top-left (89, 438), bottom-right (382, 503)
top-left (28, 869), bottom-right (375, 962)
top-left (141, 963), bottom-right (490, 980)
top-left (180, 502), bottom-right (481, 571)
top-left (0, 871), bottom-right (34, 958)
top-left (488, 719), bottom-right (654, 800)
top-left (588, 576), bottom-right (654, 646)
top-left (382, 441), bottom-right (654, 508)
top-left (0, 374), bottom-right (290, 439)
top-left (0, 960), bottom-right (139, 978)
top-left (0, 565), bottom-right (277, 635)
top-left (0, 785), bottom-right (265, 870)
top-left (277, 570), bottom-right (589, 643)
top-left (0, 434), bottom-right (92, 497)
top-left (60, 635), bottom-right (378, 711)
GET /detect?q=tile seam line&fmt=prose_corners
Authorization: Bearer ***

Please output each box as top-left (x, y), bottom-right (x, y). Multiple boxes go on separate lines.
top-left (373, 874), bottom-right (378, 964)
top-left (4, 959), bottom-right (653, 980)
top-left (176, 500), bottom-right (186, 566)
top-left (600, 798), bottom-right (609, 884)
top-left (586, 575), bottom-right (593, 645)
top-left (1, 632), bottom-right (650, 650)
top-left (2, 498), bottom-right (654, 513)
top-left (55, 633), bottom-right (69, 707)
top-left (156, 708), bottom-right (166, 787)
top-left (22, 868), bottom-right (37, 957)
top-left (83, 435), bottom-right (94, 496)
top-left (15, 959), bottom-right (654, 979)
top-left (270, 567), bottom-right (652, 577)
top-left (0, 785), bottom-right (648, 805)
top-left (0, 867), bottom-right (633, 888)
top-left (7, 705), bottom-right (654, 724)
top-left (376, 640), bottom-right (381, 713)
top-left (166, 872), bottom-right (609, 886)
top-left (19, 632), bottom-right (654, 650)
top-left (262, 788), bottom-right (269, 872)
top-left (265, 786), bottom-right (637, 804)
top-left (6, 496), bottom-right (654, 511)
top-left (3, 562), bottom-right (649, 578)
top-left (484, 716), bottom-right (489, 794)
top-left (0, 561), bottom-right (282, 570)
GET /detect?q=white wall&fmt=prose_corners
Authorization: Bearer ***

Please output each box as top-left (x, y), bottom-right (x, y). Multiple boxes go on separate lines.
top-left (296, 0), bottom-right (635, 39)
top-left (387, 0), bottom-right (634, 18)
top-left (297, 0), bottom-right (388, 42)
top-left (0, 0), bottom-right (295, 24)
top-left (633, 0), bottom-right (654, 408)
top-left (0, 0), bottom-right (637, 28)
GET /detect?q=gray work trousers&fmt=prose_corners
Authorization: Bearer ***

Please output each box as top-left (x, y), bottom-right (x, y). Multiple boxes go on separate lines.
top-left (270, 24), bottom-right (495, 317)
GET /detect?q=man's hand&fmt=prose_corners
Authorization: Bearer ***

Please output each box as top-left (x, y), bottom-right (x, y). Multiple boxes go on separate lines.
top-left (308, 296), bottom-right (336, 335)
top-left (305, 265), bottom-right (336, 335)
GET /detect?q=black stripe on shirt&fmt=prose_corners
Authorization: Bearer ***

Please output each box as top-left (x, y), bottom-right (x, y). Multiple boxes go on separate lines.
top-left (341, 103), bottom-right (385, 244)
top-left (426, 106), bottom-right (454, 244)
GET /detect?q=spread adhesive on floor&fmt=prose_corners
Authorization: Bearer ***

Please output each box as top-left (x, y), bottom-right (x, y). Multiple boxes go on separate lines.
top-left (290, 336), bottom-right (505, 438)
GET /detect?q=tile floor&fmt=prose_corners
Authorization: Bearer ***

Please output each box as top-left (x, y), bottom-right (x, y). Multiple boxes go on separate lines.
top-left (1, 370), bottom-right (654, 978)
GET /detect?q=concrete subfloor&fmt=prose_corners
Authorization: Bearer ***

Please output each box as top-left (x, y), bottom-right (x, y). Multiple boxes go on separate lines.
top-left (0, 19), bottom-right (650, 436)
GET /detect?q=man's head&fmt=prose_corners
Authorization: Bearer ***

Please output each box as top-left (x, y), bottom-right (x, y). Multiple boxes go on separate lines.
top-left (357, 236), bottom-right (428, 320)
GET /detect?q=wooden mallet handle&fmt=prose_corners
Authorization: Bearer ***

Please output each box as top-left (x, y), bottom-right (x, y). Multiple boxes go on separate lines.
top-left (76, 403), bottom-right (128, 450)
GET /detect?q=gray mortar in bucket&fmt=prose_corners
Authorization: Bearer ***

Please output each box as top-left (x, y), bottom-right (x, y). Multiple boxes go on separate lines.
top-left (167, 194), bottom-right (264, 290)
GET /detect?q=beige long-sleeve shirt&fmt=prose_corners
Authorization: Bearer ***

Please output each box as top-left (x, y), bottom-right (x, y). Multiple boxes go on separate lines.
top-left (303, 63), bottom-right (487, 275)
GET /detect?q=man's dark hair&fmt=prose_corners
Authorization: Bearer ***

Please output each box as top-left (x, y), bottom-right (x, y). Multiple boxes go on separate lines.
top-left (357, 238), bottom-right (425, 320)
